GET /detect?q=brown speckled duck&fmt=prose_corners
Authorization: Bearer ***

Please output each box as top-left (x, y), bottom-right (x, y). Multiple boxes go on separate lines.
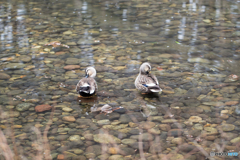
top-left (135, 62), bottom-right (162, 94)
top-left (76, 67), bottom-right (97, 97)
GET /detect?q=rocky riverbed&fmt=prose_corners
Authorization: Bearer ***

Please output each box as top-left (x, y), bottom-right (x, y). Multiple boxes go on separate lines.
top-left (0, 0), bottom-right (240, 159)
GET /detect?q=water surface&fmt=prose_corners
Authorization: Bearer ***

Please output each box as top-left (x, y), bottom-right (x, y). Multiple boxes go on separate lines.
top-left (0, 0), bottom-right (240, 159)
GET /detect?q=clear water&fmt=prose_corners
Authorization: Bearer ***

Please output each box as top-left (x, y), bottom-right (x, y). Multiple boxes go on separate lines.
top-left (0, 0), bottom-right (240, 159)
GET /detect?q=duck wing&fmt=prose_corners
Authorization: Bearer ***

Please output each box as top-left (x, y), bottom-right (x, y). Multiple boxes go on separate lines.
top-left (143, 74), bottom-right (161, 92)
top-left (76, 78), bottom-right (91, 94)
top-left (88, 78), bottom-right (97, 94)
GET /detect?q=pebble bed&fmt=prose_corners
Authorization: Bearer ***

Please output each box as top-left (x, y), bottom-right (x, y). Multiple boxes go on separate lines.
top-left (0, 0), bottom-right (240, 160)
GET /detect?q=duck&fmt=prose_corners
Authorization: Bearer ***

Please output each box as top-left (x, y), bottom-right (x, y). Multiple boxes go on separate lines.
top-left (76, 67), bottom-right (97, 97)
top-left (135, 62), bottom-right (162, 94)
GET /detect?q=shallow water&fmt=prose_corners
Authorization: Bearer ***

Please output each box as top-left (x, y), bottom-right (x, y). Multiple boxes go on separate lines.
top-left (1, 0), bottom-right (240, 159)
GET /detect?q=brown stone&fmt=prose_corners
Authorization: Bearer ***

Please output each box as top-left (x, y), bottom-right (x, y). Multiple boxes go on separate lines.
top-left (159, 124), bottom-right (171, 131)
top-left (63, 116), bottom-right (76, 122)
top-left (109, 147), bottom-right (118, 154)
top-left (63, 65), bottom-right (80, 70)
top-left (35, 104), bottom-right (52, 112)
top-left (220, 114), bottom-right (229, 119)
top-left (225, 101), bottom-right (239, 106)
top-left (57, 154), bottom-right (64, 160)
top-left (188, 116), bottom-right (202, 123)
top-left (55, 51), bottom-right (66, 55)
top-left (206, 136), bottom-right (215, 141)
top-left (139, 121), bottom-right (156, 129)
top-left (178, 143), bottom-right (197, 152)
top-left (225, 145), bottom-right (237, 151)
top-left (0, 73), bottom-right (11, 80)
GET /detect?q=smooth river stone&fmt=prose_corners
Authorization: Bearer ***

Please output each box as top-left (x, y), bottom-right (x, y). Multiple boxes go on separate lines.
top-left (225, 101), bottom-right (239, 106)
top-left (6, 63), bottom-right (26, 69)
top-left (35, 104), bottom-right (52, 112)
top-left (0, 73), bottom-right (10, 79)
top-left (188, 58), bottom-right (210, 64)
top-left (19, 55), bottom-right (31, 62)
top-left (7, 90), bottom-right (23, 96)
top-left (63, 65), bottom-right (80, 70)
top-left (62, 107), bottom-right (73, 112)
top-left (172, 137), bottom-right (183, 145)
top-left (220, 124), bottom-right (235, 132)
top-left (202, 102), bottom-right (224, 107)
top-left (63, 116), bottom-right (76, 122)
top-left (63, 30), bottom-right (72, 35)
top-left (204, 127), bottom-right (218, 135)
top-left (69, 135), bottom-right (81, 141)
top-left (93, 134), bottom-right (121, 144)
top-left (188, 116), bottom-right (202, 123)
top-left (121, 139), bottom-right (137, 145)
top-left (97, 119), bottom-right (110, 125)
top-left (130, 133), bottom-right (154, 141)
top-left (109, 155), bottom-right (123, 160)
top-left (161, 119), bottom-right (177, 123)
top-left (139, 121), bottom-right (156, 129)
top-left (16, 103), bottom-right (34, 112)
top-left (230, 137), bottom-right (240, 143)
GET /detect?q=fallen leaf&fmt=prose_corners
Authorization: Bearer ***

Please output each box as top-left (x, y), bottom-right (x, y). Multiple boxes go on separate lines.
top-left (157, 67), bottom-right (164, 71)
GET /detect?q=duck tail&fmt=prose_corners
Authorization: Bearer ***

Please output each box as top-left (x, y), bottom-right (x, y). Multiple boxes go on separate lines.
top-left (80, 86), bottom-right (90, 93)
top-left (149, 86), bottom-right (162, 93)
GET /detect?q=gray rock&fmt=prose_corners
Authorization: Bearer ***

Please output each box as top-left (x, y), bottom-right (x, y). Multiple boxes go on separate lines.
top-left (121, 139), bottom-right (137, 145)
top-left (168, 129), bottom-right (183, 137)
top-left (33, 25), bottom-right (48, 30)
top-left (19, 55), bottom-right (31, 63)
top-left (178, 143), bottom-right (197, 152)
top-left (69, 47), bottom-right (81, 53)
top-left (128, 142), bottom-right (149, 150)
top-left (220, 124), bottom-right (235, 132)
top-left (0, 73), bottom-right (10, 80)
top-left (85, 145), bottom-right (102, 155)
top-left (16, 103), bottom-right (34, 112)
top-left (120, 147), bottom-right (135, 155)
top-left (55, 135), bottom-right (69, 141)
top-left (7, 90), bottom-right (23, 96)
top-left (119, 113), bottom-right (146, 124)
top-left (6, 63), bottom-right (26, 70)
top-left (130, 133), bottom-right (154, 141)
top-left (65, 58), bottom-right (80, 65)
